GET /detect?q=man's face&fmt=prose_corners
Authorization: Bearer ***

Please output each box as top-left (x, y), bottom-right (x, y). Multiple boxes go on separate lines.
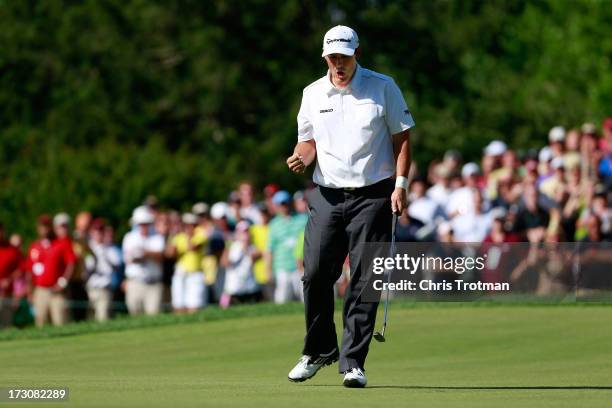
top-left (275, 202), bottom-right (290, 215)
top-left (91, 227), bottom-right (104, 243)
top-left (54, 224), bottom-right (69, 238)
top-left (410, 181), bottom-right (426, 198)
top-left (37, 224), bottom-right (51, 239)
top-left (239, 183), bottom-right (254, 205)
top-left (294, 198), bottom-right (307, 214)
top-left (325, 52), bottom-right (357, 85)
top-left (138, 223), bottom-right (150, 236)
top-left (184, 223), bottom-right (196, 235)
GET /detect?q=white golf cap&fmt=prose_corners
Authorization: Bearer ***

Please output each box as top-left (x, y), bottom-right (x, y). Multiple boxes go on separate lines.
top-left (551, 156), bottom-right (565, 170)
top-left (192, 202), bottom-right (209, 216)
top-left (322, 25), bottom-right (359, 57)
top-left (581, 122), bottom-right (597, 135)
top-left (461, 162), bottom-right (480, 178)
top-left (210, 202), bottom-right (229, 220)
top-left (53, 212), bottom-right (71, 227)
top-left (538, 146), bottom-right (553, 162)
top-left (548, 126), bottom-right (566, 142)
top-left (132, 206), bottom-right (155, 225)
top-left (181, 213), bottom-right (198, 225)
top-left (484, 140), bottom-right (507, 156)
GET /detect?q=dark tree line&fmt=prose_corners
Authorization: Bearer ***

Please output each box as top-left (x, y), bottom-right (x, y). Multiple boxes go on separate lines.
top-left (1, 0), bottom-right (611, 240)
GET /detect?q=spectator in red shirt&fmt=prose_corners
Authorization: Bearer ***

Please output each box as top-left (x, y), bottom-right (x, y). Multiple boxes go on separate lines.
top-left (27, 214), bottom-right (77, 327)
top-left (0, 222), bottom-right (22, 327)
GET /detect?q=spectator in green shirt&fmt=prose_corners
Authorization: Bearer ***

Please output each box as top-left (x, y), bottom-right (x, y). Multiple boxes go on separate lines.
top-left (265, 191), bottom-right (304, 304)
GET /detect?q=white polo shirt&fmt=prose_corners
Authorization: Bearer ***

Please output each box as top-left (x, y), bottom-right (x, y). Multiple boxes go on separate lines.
top-left (297, 64), bottom-right (415, 188)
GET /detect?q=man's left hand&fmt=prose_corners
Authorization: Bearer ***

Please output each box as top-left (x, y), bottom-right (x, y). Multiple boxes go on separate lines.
top-left (391, 187), bottom-right (408, 215)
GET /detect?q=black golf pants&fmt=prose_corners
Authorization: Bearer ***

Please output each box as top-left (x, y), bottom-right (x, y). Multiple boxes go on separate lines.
top-left (301, 178), bottom-right (393, 373)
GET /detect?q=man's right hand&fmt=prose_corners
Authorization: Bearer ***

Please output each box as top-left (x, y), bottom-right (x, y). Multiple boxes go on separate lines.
top-left (287, 140), bottom-right (316, 174)
top-left (287, 153), bottom-right (306, 174)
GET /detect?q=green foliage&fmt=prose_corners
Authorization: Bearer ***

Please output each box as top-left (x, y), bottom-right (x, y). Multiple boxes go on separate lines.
top-left (1, 0), bottom-right (611, 239)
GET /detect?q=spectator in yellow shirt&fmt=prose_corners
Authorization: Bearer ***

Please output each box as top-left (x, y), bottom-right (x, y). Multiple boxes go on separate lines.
top-left (167, 213), bottom-right (207, 313)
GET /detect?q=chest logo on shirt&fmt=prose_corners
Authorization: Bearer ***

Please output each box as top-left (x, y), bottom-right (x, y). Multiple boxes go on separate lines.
top-left (320, 108), bottom-right (333, 113)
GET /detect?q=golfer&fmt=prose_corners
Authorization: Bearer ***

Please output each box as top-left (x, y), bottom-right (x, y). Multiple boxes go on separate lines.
top-left (286, 25), bottom-right (414, 387)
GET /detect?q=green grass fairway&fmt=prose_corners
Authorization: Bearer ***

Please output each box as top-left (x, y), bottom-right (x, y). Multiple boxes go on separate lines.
top-left (1, 304), bottom-right (611, 407)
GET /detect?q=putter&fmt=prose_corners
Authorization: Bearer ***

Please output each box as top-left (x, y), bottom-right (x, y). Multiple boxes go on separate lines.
top-left (373, 212), bottom-right (398, 343)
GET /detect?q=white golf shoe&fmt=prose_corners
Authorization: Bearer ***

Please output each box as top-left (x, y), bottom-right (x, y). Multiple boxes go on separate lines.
top-left (288, 353), bottom-right (338, 382)
top-left (342, 367), bottom-right (367, 388)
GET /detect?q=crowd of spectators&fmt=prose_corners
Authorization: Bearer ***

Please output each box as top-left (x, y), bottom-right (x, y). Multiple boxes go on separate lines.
top-left (0, 182), bottom-right (312, 328)
top-left (400, 120), bottom-right (612, 244)
top-left (0, 119), bottom-right (611, 328)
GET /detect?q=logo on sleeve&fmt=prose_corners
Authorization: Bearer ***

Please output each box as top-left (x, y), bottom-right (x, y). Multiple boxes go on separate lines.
top-left (320, 108), bottom-right (334, 113)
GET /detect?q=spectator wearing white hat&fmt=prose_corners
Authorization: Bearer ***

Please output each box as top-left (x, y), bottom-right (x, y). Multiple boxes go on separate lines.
top-left (484, 140), bottom-right (507, 161)
top-left (206, 202), bottom-right (231, 303)
top-left (539, 156), bottom-right (566, 200)
top-left (481, 141), bottom-right (506, 189)
top-left (427, 164), bottom-right (452, 208)
top-left (122, 206), bottom-right (165, 316)
top-left (484, 142), bottom-right (517, 200)
top-left (537, 146), bottom-right (555, 185)
top-left (548, 126), bottom-right (566, 159)
top-left (451, 189), bottom-right (492, 242)
top-left (446, 162), bottom-right (485, 218)
top-left (167, 213), bottom-right (207, 313)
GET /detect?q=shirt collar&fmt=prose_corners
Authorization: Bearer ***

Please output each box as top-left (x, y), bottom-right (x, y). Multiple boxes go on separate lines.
top-left (325, 63), bottom-right (363, 96)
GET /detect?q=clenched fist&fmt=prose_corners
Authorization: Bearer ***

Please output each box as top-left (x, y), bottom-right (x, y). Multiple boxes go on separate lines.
top-left (287, 153), bottom-right (306, 174)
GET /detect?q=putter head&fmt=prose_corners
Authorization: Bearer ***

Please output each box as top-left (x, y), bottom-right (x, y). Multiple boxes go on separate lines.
top-left (373, 331), bottom-right (386, 342)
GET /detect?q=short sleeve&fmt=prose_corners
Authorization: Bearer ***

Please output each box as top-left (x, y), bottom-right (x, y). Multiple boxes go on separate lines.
top-left (384, 80), bottom-right (415, 135)
top-left (297, 91), bottom-right (314, 142)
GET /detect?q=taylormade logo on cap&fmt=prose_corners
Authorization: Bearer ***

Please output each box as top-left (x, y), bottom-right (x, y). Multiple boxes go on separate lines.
top-left (322, 25), bottom-right (359, 57)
